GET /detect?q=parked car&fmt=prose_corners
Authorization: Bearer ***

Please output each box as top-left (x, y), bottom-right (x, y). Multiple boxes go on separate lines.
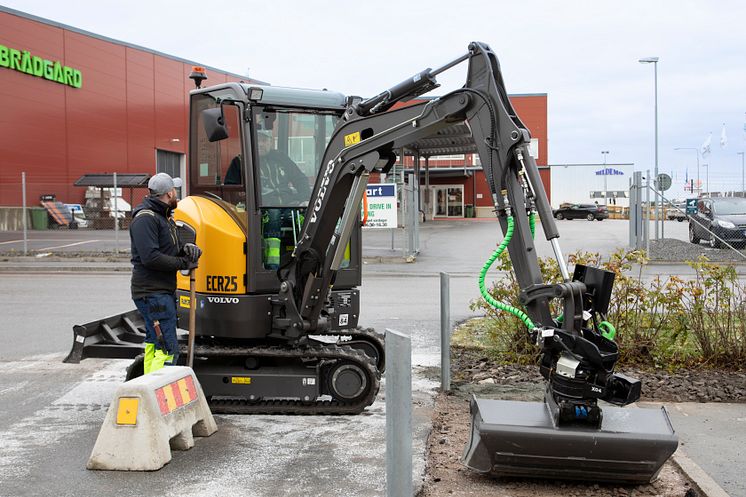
top-left (666, 202), bottom-right (687, 222)
top-left (689, 197), bottom-right (746, 248)
top-left (553, 203), bottom-right (608, 221)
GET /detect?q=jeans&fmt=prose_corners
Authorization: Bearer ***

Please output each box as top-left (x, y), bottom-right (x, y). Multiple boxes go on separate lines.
top-left (134, 293), bottom-right (179, 370)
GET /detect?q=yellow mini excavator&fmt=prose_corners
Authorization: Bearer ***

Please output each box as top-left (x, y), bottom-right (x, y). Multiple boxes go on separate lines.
top-left (67, 42), bottom-right (676, 483)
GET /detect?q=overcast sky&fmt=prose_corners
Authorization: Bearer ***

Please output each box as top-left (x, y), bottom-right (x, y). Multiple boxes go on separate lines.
top-left (5, 0), bottom-right (745, 201)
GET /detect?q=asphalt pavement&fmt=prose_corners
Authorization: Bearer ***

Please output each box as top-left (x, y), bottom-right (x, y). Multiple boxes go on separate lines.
top-left (0, 219), bottom-right (743, 496)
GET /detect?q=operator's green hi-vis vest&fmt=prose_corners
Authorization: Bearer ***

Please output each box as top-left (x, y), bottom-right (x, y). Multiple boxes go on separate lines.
top-left (263, 238), bottom-right (281, 269)
top-left (0, 44), bottom-right (83, 88)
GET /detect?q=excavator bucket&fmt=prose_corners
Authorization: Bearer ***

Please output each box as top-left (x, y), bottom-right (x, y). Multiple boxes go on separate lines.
top-left (462, 397), bottom-right (678, 484)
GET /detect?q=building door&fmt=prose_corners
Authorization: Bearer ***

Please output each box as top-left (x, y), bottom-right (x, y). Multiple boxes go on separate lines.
top-left (156, 150), bottom-right (185, 196)
top-left (432, 185), bottom-right (464, 218)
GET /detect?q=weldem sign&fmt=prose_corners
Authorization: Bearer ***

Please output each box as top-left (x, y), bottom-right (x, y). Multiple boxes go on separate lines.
top-left (0, 45), bottom-right (83, 89)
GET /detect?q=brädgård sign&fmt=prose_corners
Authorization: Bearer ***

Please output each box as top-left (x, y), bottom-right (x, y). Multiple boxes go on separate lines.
top-left (364, 184), bottom-right (397, 229)
top-left (0, 45), bottom-right (83, 88)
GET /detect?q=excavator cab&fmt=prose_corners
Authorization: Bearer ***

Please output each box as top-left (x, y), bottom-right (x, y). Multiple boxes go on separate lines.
top-left (173, 84), bottom-right (362, 339)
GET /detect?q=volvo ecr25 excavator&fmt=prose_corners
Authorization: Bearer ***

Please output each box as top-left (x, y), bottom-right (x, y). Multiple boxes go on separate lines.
top-left (67, 42), bottom-right (676, 482)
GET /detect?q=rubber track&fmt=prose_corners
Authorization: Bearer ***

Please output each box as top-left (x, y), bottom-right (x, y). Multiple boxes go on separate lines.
top-left (313, 327), bottom-right (386, 373)
top-left (198, 342), bottom-right (380, 415)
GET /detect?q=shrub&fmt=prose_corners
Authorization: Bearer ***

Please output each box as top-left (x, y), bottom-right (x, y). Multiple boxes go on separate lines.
top-left (472, 250), bottom-right (746, 369)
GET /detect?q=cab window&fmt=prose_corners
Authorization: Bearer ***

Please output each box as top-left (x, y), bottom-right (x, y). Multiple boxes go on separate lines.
top-left (189, 94), bottom-right (246, 210)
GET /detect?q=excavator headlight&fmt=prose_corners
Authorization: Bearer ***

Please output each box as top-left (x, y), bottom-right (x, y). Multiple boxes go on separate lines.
top-left (248, 88), bottom-right (263, 101)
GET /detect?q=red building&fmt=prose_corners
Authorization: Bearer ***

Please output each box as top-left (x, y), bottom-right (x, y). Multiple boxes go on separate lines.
top-left (0, 6), bottom-right (250, 207)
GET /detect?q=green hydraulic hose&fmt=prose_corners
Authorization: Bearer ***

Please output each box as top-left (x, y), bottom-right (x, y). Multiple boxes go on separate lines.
top-left (479, 216), bottom-right (535, 330)
top-left (528, 212), bottom-right (536, 238)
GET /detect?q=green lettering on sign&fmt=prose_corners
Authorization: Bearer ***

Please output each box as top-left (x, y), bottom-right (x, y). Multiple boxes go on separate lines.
top-left (0, 44), bottom-right (83, 88)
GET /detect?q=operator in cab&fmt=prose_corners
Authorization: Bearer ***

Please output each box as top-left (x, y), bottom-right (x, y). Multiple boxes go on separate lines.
top-left (256, 129), bottom-right (311, 269)
top-left (129, 173), bottom-right (202, 373)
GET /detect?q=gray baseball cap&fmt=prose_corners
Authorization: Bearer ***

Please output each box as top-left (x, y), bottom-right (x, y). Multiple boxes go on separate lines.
top-left (148, 173), bottom-right (183, 196)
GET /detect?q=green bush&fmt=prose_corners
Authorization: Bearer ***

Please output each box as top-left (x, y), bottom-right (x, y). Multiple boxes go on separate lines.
top-left (471, 249), bottom-right (746, 370)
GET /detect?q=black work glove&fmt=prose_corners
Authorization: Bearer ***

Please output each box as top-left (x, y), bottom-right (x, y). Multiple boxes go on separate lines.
top-left (183, 243), bottom-right (202, 263)
top-left (179, 257), bottom-right (199, 272)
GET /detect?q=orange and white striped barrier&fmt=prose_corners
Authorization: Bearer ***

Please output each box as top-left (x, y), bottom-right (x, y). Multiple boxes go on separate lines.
top-left (87, 366), bottom-right (217, 471)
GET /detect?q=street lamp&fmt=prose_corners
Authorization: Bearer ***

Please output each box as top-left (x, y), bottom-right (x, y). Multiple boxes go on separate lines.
top-left (738, 152), bottom-right (745, 197)
top-left (674, 147), bottom-right (700, 196)
top-left (601, 151), bottom-right (610, 205)
top-left (639, 56), bottom-right (659, 239)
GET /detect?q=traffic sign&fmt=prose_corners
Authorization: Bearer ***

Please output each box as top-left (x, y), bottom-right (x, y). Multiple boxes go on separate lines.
top-left (685, 198), bottom-right (697, 215)
top-left (655, 173), bottom-right (672, 191)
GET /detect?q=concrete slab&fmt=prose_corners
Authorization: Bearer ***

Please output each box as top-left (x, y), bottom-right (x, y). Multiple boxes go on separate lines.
top-left (640, 401), bottom-right (746, 497)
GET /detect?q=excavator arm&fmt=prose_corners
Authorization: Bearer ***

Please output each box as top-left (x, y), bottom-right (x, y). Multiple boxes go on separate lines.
top-left (273, 41), bottom-right (640, 426)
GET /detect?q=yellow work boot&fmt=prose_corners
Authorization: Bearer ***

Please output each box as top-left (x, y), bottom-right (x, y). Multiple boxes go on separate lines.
top-left (143, 343), bottom-right (155, 375)
top-left (151, 348), bottom-right (174, 373)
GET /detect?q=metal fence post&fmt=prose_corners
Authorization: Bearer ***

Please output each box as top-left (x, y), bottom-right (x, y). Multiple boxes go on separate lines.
top-left (113, 172), bottom-right (119, 254)
top-left (440, 272), bottom-right (451, 392)
top-left (385, 328), bottom-right (412, 497)
top-left (21, 172), bottom-right (27, 255)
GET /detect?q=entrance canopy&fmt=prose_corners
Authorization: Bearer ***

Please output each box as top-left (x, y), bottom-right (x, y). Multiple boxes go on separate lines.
top-left (74, 174), bottom-right (151, 188)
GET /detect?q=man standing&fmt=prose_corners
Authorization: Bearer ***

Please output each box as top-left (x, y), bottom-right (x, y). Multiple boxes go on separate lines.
top-left (130, 173), bottom-right (202, 374)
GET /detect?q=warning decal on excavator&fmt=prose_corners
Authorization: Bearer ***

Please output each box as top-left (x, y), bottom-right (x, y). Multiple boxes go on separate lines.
top-left (231, 377), bottom-right (252, 385)
top-left (179, 296), bottom-right (191, 308)
top-left (344, 131), bottom-right (361, 147)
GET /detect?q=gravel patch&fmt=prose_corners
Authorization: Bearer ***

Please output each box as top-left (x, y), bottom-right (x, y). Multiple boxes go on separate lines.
top-left (649, 238), bottom-right (746, 263)
top-left (451, 347), bottom-right (746, 404)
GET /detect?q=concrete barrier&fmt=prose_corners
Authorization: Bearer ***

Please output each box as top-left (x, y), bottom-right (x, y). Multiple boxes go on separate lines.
top-left (0, 207), bottom-right (30, 231)
top-left (87, 366), bottom-right (217, 471)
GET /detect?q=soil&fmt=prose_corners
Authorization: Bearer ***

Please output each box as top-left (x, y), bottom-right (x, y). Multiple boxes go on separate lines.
top-left (418, 346), bottom-right (743, 497)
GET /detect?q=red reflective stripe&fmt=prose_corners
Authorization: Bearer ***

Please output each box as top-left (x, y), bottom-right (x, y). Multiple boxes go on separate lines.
top-left (155, 388), bottom-right (170, 415)
top-left (185, 376), bottom-right (197, 402)
top-left (170, 381), bottom-right (184, 407)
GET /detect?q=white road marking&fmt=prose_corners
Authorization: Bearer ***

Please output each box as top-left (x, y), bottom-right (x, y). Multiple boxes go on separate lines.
top-left (37, 240), bottom-right (101, 250)
top-left (0, 239), bottom-right (72, 245)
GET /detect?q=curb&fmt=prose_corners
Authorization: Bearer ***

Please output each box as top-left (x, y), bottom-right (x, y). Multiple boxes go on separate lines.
top-left (671, 451), bottom-right (730, 497)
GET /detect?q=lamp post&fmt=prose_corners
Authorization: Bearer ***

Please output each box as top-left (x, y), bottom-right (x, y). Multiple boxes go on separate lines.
top-left (601, 150), bottom-right (610, 205)
top-left (738, 152), bottom-right (745, 197)
top-left (674, 147), bottom-right (700, 196)
top-left (639, 57), bottom-right (659, 239)
top-left (703, 163), bottom-right (709, 196)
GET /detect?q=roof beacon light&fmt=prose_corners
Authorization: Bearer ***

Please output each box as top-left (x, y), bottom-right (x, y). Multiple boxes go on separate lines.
top-left (189, 66), bottom-right (207, 89)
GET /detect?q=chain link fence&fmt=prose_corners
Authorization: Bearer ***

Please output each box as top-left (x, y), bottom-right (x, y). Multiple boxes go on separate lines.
top-left (0, 173), bottom-right (145, 232)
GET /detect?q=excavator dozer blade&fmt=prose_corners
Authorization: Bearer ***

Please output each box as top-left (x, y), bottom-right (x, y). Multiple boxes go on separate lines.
top-left (462, 397), bottom-right (678, 484)
top-left (63, 309), bottom-right (146, 363)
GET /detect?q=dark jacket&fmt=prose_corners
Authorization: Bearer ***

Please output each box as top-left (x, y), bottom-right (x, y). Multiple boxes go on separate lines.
top-left (129, 196), bottom-right (188, 299)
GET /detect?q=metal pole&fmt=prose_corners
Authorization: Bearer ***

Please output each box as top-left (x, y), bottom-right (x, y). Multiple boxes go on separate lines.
top-left (440, 272), bottom-right (451, 392)
top-left (738, 152), bottom-right (745, 196)
top-left (385, 328), bottom-right (412, 497)
top-left (652, 61), bottom-right (659, 240)
top-left (113, 172), bottom-right (119, 254)
top-left (21, 172), bottom-right (27, 255)
top-left (645, 170), bottom-right (651, 254)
